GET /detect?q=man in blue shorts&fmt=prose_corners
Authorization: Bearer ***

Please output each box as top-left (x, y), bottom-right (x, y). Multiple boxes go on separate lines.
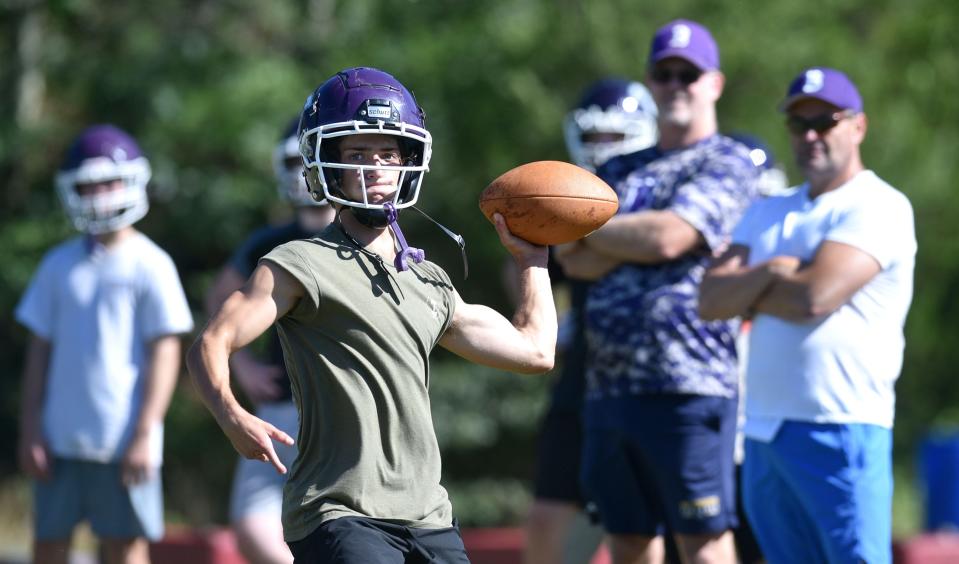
top-left (16, 125), bottom-right (194, 563)
top-left (700, 67), bottom-right (916, 564)
top-left (204, 118), bottom-right (335, 564)
top-left (525, 77), bottom-right (658, 564)
top-left (555, 19), bottom-right (759, 563)
top-left (188, 67), bottom-right (558, 563)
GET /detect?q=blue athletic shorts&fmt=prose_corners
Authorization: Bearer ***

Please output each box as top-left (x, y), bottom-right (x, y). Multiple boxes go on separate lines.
top-left (742, 421), bottom-right (892, 564)
top-left (581, 394), bottom-right (738, 536)
top-left (34, 457), bottom-right (164, 541)
top-left (287, 517), bottom-right (469, 563)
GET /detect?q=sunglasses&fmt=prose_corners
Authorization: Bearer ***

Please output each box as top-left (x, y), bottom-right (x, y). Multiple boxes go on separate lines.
top-left (785, 110), bottom-right (856, 135)
top-left (649, 67), bottom-right (703, 85)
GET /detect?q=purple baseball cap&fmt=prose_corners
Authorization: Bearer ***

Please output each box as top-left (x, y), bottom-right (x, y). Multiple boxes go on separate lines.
top-left (648, 19), bottom-right (719, 71)
top-left (780, 67), bottom-right (863, 113)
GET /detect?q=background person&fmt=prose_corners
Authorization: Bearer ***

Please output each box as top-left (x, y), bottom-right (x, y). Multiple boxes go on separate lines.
top-left (556, 19), bottom-right (760, 563)
top-left (16, 124), bottom-right (193, 564)
top-left (700, 67), bottom-right (917, 564)
top-left (204, 117), bottom-right (335, 564)
top-left (524, 77), bottom-right (658, 564)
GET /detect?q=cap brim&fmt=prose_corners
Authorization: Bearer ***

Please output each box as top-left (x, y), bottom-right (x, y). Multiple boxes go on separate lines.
top-left (778, 94), bottom-right (846, 113)
top-left (650, 49), bottom-right (714, 71)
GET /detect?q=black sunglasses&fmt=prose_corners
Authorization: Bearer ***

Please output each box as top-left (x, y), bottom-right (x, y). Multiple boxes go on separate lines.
top-left (649, 67), bottom-right (703, 85)
top-left (785, 110), bottom-right (855, 135)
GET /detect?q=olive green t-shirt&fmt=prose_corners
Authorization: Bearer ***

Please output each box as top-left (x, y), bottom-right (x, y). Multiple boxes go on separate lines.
top-left (261, 225), bottom-right (456, 542)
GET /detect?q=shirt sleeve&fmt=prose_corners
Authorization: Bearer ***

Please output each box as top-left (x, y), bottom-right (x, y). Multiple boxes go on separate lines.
top-left (732, 199), bottom-right (761, 246)
top-left (826, 190), bottom-right (916, 269)
top-left (261, 242), bottom-right (322, 316)
top-left (15, 253), bottom-right (58, 338)
top-left (139, 251), bottom-right (195, 340)
top-left (671, 149), bottom-right (760, 252)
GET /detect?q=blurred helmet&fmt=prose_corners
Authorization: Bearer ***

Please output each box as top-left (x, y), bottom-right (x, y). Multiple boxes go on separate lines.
top-left (273, 116), bottom-right (326, 207)
top-left (55, 124), bottom-right (151, 234)
top-left (298, 67), bottom-right (431, 213)
top-left (564, 78), bottom-right (658, 171)
top-left (727, 132), bottom-right (791, 196)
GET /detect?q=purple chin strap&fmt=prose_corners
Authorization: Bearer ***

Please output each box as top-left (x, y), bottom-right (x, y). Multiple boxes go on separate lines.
top-left (384, 202), bottom-right (424, 272)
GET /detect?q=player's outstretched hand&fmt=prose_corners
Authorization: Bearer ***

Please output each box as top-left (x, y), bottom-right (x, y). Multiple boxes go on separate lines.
top-left (220, 407), bottom-right (295, 475)
top-left (493, 213), bottom-right (548, 268)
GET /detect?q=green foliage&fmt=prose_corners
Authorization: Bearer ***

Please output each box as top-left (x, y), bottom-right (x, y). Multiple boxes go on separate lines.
top-left (2, 0), bottom-right (958, 528)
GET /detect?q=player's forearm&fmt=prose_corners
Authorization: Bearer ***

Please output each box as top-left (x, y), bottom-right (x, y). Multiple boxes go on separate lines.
top-left (134, 335), bottom-right (182, 439)
top-left (699, 265), bottom-right (776, 320)
top-left (583, 211), bottom-right (699, 263)
top-left (187, 331), bottom-right (244, 425)
top-left (510, 262), bottom-right (557, 373)
top-left (753, 273), bottom-right (832, 322)
top-left (19, 336), bottom-right (51, 433)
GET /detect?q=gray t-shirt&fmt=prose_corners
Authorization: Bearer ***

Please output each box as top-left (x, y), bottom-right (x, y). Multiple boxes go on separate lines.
top-left (261, 225), bottom-right (456, 542)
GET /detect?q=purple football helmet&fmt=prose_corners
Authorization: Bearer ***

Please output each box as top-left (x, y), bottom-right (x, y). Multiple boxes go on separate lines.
top-left (564, 78), bottom-right (658, 171)
top-left (298, 67), bottom-right (432, 212)
top-left (274, 116), bottom-right (327, 207)
top-left (55, 124), bottom-right (151, 234)
top-left (727, 132), bottom-right (791, 196)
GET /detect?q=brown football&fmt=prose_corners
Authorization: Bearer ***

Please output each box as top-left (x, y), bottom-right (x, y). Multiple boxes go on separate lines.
top-left (479, 161), bottom-right (619, 245)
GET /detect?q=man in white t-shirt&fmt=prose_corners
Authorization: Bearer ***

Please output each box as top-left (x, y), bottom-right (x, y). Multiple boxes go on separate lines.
top-left (16, 125), bottom-right (194, 564)
top-left (699, 68), bottom-right (916, 564)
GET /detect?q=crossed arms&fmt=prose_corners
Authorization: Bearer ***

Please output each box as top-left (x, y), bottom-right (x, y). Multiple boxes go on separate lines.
top-left (699, 240), bottom-right (881, 322)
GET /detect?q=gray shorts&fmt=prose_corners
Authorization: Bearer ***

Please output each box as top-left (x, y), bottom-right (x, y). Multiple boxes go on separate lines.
top-left (229, 401), bottom-right (299, 522)
top-left (34, 458), bottom-right (163, 541)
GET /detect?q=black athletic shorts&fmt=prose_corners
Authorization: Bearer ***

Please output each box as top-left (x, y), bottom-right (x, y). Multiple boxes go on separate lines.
top-left (288, 517), bottom-right (470, 564)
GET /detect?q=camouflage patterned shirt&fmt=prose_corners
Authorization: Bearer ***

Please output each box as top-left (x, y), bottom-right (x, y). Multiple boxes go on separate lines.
top-left (585, 134), bottom-right (759, 400)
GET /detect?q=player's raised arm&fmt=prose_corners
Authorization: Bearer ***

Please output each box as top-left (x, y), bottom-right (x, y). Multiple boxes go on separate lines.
top-left (187, 261), bottom-right (302, 473)
top-left (440, 214), bottom-right (557, 374)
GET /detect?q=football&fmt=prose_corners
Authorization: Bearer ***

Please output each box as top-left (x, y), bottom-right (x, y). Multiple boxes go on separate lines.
top-left (479, 160), bottom-right (619, 245)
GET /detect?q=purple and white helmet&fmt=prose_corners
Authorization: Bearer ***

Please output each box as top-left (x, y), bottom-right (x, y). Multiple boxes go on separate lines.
top-left (273, 117), bottom-right (327, 207)
top-left (298, 67), bottom-right (432, 211)
top-left (564, 78), bottom-right (658, 171)
top-left (55, 124), bottom-right (151, 234)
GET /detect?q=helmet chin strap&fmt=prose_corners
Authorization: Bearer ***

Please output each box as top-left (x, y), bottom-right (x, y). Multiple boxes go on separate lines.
top-left (341, 201), bottom-right (469, 279)
top-left (383, 202), bottom-right (424, 272)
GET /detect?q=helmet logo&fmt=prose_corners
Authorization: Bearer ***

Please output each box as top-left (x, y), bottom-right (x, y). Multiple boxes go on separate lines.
top-left (802, 69), bottom-right (825, 93)
top-left (366, 104), bottom-right (392, 120)
top-left (669, 24), bottom-right (692, 48)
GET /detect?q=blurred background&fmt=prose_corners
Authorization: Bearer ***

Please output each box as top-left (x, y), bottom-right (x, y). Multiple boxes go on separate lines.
top-left (2, 0), bottom-right (958, 555)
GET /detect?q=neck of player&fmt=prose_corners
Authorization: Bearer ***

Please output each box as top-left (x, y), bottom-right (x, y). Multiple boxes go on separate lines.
top-left (338, 207), bottom-right (398, 261)
top-left (92, 226), bottom-right (136, 248)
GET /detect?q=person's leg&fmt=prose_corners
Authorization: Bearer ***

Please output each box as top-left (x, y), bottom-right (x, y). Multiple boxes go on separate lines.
top-left (85, 459), bottom-right (164, 564)
top-left (732, 464), bottom-right (764, 564)
top-left (525, 501), bottom-right (596, 564)
top-left (286, 518), bottom-right (406, 563)
top-left (673, 530), bottom-right (736, 564)
top-left (100, 537), bottom-right (150, 564)
top-left (33, 540), bottom-right (72, 564)
top-left (407, 521), bottom-right (470, 564)
top-left (580, 425), bottom-right (665, 564)
top-left (771, 422), bottom-right (893, 564)
top-left (525, 409), bottom-right (603, 564)
top-left (230, 402), bottom-right (298, 564)
top-left (607, 534), bottom-right (665, 564)
top-left (33, 458), bottom-right (83, 564)
top-left (649, 396), bottom-right (739, 564)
